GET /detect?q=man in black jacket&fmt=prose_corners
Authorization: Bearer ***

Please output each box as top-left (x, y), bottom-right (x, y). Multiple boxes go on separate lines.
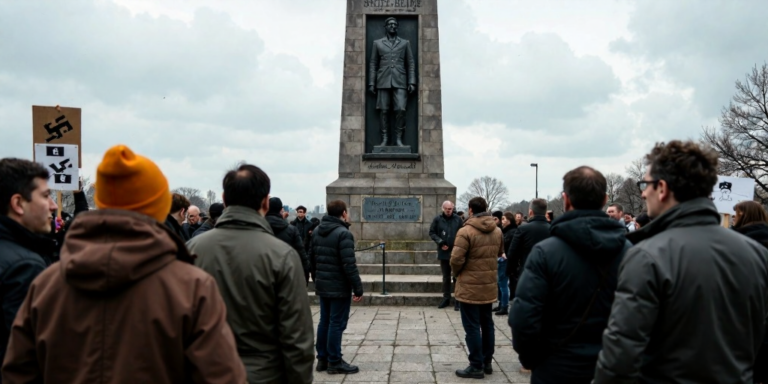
top-left (509, 166), bottom-right (630, 383)
top-left (0, 158), bottom-right (58, 367)
top-left (291, 205), bottom-right (312, 244)
top-left (191, 203), bottom-right (223, 238)
top-left (310, 200), bottom-right (363, 375)
top-left (594, 141), bottom-right (768, 384)
top-left (266, 197), bottom-right (310, 283)
top-left (506, 198), bottom-right (550, 297)
top-left (165, 193), bottom-right (190, 241)
top-left (429, 200), bottom-right (463, 309)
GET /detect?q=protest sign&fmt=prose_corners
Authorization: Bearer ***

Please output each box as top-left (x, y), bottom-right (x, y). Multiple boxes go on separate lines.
top-left (711, 175), bottom-right (755, 215)
top-left (32, 106), bottom-right (82, 163)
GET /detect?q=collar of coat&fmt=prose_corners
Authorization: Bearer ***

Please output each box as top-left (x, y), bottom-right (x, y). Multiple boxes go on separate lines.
top-left (383, 36), bottom-right (402, 48)
top-left (626, 197), bottom-right (721, 245)
top-left (215, 205), bottom-right (274, 235)
top-left (528, 215), bottom-right (548, 223)
top-left (0, 215), bottom-right (56, 257)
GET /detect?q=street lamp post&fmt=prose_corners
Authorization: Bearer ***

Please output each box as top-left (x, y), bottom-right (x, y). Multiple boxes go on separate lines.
top-left (530, 163), bottom-right (538, 199)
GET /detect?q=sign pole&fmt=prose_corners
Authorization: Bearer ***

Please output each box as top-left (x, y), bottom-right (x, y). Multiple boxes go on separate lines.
top-left (721, 213), bottom-right (730, 228)
top-left (56, 191), bottom-right (63, 219)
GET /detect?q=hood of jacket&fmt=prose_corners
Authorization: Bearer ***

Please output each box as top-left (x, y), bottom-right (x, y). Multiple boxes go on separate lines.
top-left (464, 212), bottom-right (497, 234)
top-left (0, 215), bottom-right (56, 258)
top-left (316, 215), bottom-right (350, 237)
top-left (59, 209), bottom-right (193, 292)
top-left (627, 197), bottom-right (721, 244)
top-left (214, 205), bottom-right (274, 235)
top-left (550, 209), bottom-right (628, 261)
top-left (265, 213), bottom-right (289, 233)
top-left (502, 222), bottom-right (518, 234)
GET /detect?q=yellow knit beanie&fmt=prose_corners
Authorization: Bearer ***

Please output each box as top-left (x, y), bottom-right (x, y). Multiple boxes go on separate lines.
top-left (95, 145), bottom-right (171, 222)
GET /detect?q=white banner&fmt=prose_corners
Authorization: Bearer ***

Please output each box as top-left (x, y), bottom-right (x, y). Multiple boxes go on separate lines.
top-left (711, 175), bottom-right (755, 215)
top-left (34, 144), bottom-right (80, 191)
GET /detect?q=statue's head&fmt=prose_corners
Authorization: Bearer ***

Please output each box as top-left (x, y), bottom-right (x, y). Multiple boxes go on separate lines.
top-left (384, 17), bottom-right (398, 34)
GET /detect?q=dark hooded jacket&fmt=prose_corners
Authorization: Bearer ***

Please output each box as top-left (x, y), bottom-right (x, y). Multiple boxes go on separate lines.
top-left (164, 214), bottom-right (190, 241)
top-left (309, 215), bottom-right (363, 298)
top-left (735, 222), bottom-right (768, 249)
top-left (266, 213), bottom-right (310, 281)
top-left (0, 216), bottom-right (53, 370)
top-left (502, 222), bottom-right (518, 254)
top-left (594, 198), bottom-right (768, 384)
top-left (509, 210), bottom-right (629, 383)
top-left (450, 213), bottom-right (504, 304)
top-left (2, 210), bottom-right (246, 384)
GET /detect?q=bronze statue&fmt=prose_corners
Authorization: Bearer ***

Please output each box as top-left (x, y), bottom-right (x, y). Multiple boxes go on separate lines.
top-left (369, 17), bottom-right (416, 147)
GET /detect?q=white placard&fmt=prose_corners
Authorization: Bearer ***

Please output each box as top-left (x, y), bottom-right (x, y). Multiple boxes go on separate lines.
top-left (34, 144), bottom-right (80, 191)
top-left (711, 175), bottom-right (755, 215)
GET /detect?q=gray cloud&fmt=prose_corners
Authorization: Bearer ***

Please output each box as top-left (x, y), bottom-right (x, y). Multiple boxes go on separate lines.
top-left (613, 0), bottom-right (768, 117)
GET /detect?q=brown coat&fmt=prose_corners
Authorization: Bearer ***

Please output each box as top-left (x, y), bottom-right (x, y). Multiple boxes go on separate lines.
top-left (1, 210), bottom-right (246, 384)
top-left (450, 213), bottom-right (504, 305)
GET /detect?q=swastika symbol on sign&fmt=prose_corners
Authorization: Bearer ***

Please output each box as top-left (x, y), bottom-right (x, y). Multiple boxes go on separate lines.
top-left (44, 115), bottom-right (74, 142)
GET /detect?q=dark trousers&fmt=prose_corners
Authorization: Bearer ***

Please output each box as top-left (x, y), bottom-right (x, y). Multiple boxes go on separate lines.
top-left (316, 297), bottom-right (351, 363)
top-left (439, 260), bottom-right (453, 298)
top-left (459, 302), bottom-right (495, 369)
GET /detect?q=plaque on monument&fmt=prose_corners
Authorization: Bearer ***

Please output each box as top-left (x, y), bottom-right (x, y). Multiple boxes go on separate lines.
top-left (363, 197), bottom-right (421, 222)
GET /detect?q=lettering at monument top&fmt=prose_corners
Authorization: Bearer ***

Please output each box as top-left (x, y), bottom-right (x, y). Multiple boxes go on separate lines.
top-left (366, 161), bottom-right (417, 170)
top-left (364, 0), bottom-right (422, 11)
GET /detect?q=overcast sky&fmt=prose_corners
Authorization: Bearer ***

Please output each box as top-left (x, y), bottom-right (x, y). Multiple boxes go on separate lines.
top-left (2, 0), bottom-right (767, 210)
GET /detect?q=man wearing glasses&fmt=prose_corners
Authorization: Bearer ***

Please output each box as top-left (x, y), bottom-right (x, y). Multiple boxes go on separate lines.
top-left (594, 141), bottom-right (768, 384)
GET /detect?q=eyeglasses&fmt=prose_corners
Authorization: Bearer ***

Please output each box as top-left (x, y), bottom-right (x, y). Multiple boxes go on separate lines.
top-left (636, 179), bottom-right (660, 191)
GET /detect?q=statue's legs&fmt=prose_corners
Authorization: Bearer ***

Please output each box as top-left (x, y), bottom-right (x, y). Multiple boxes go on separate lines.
top-left (379, 110), bottom-right (389, 146)
top-left (395, 111), bottom-right (406, 147)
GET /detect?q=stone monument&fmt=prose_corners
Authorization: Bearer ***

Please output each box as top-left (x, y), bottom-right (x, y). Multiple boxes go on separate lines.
top-left (327, 0), bottom-right (455, 242)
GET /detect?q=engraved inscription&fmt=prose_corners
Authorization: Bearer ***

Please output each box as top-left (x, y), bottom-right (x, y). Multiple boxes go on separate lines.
top-left (366, 162), bottom-right (417, 170)
top-left (363, 197), bottom-right (421, 222)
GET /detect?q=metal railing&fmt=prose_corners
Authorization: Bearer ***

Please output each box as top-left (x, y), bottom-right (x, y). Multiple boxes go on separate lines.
top-left (354, 241), bottom-right (387, 295)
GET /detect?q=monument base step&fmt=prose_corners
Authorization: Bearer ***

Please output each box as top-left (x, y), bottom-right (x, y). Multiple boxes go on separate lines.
top-left (357, 263), bottom-right (441, 275)
top-left (308, 274), bottom-right (443, 293)
top-left (308, 291), bottom-right (446, 306)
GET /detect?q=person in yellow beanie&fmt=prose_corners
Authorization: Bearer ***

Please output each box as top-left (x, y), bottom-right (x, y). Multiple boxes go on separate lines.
top-left (2, 145), bottom-right (247, 384)
top-left (94, 145), bottom-right (171, 222)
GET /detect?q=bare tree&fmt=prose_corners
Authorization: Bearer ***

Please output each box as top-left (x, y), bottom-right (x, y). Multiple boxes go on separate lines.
top-left (547, 194), bottom-right (565, 217)
top-left (458, 176), bottom-right (510, 211)
top-left (615, 178), bottom-right (645, 215)
top-left (205, 190), bottom-right (219, 207)
top-left (605, 173), bottom-right (625, 204)
top-left (503, 199), bottom-right (530, 214)
top-left (703, 63), bottom-right (768, 203)
top-left (172, 187), bottom-right (208, 211)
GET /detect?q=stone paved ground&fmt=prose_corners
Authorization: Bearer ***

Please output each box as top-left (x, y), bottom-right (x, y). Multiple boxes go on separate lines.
top-left (311, 306), bottom-right (531, 384)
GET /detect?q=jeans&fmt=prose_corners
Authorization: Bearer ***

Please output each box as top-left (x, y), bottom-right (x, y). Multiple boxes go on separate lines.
top-left (440, 259), bottom-right (453, 299)
top-left (497, 260), bottom-right (509, 309)
top-left (316, 297), bottom-right (352, 363)
top-left (459, 302), bottom-right (495, 369)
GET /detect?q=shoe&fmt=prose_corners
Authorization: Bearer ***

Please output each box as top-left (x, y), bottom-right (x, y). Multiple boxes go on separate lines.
top-left (455, 365), bottom-right (484, 379)
top-left (495, 308), bottom-right (509, 316)
top-left (492, 305), bottom-right (500, 312)
top-left (327, 359), bottom-right (359, 375)
top-left (483, 362), bottom-right (493, 375)
top-left (437, 298), bottom-right (450, 309)
top-left (316, 358), bottom-right (327, 372)
top-left (454, 301), bottom-right (460, 311)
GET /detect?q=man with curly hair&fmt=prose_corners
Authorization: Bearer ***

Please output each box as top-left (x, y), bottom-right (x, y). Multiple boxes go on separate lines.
top-left (594, 141), bottom-right (768, 384)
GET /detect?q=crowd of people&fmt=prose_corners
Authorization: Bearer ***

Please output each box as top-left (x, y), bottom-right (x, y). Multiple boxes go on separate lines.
top-left (0, 139), bottom-right (767, 383)
top-left (428, 140), bottom-right (768, 383)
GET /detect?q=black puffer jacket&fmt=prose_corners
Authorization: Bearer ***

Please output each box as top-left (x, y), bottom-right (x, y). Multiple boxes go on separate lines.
top-left (509, 210), bottom-right (629, 383)
top-left (0, 215), bottom-right (53, 366)
top-left (309, 216), bottom-right (363, 298)
top-left (266, 214), bottom-right (310, 280)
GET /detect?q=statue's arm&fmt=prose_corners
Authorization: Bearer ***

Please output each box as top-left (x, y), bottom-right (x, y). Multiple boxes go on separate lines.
top-left (369, 41), bottom-right (379, 87)
top-left (406, 41), bottom-right (416, 85)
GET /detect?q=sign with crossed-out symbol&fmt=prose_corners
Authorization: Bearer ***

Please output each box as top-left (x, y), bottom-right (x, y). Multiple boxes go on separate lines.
top-left (34, 144), bottom-right (79, 191)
